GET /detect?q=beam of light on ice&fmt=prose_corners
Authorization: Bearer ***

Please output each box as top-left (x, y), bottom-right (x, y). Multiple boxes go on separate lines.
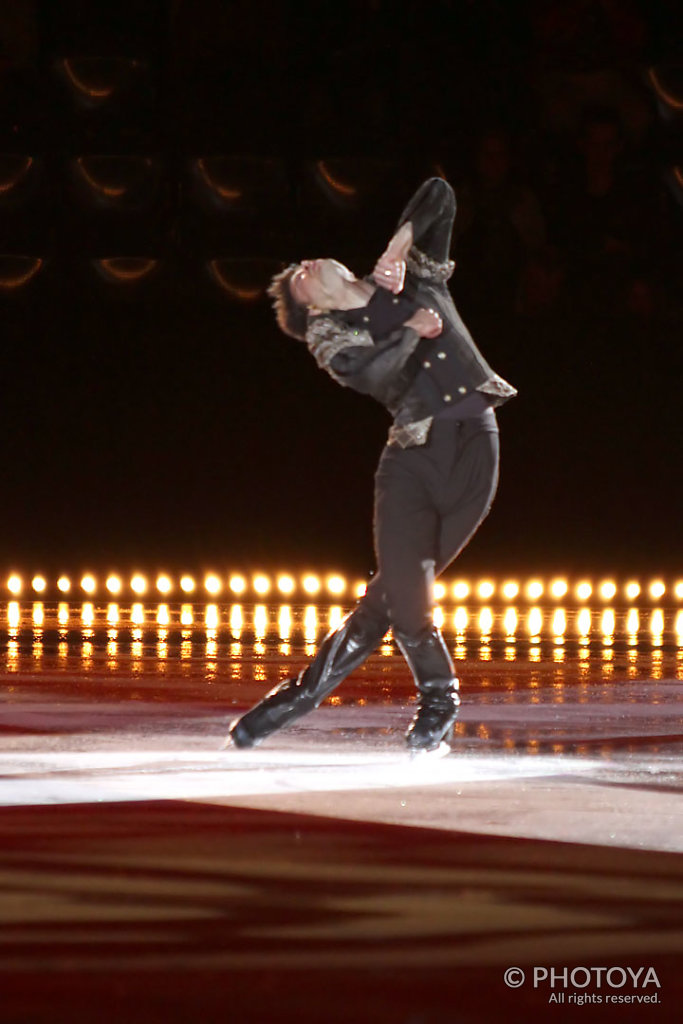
top-left (0, 748), bottom-right (600, 808)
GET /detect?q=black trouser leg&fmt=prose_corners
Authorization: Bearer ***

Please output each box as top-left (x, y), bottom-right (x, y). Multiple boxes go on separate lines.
top-left (362, 418), bottom-right (498, 749)
top-left (394, 624), bottom-right (460, 751)
top-left (229, 601), bottom-right (389, 748)
top-left (365, 417), bottom-right (499, 636)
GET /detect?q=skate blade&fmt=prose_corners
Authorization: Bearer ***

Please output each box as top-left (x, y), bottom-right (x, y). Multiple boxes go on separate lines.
top-left (222, 719), bottom-right (258, 751)
top-left (408, 740), bottom-right (451, 761)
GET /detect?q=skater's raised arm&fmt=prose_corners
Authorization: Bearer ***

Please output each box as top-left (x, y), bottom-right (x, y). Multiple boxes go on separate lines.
top-left (372, 178), bottom-right (456, 293)
top-left (396, 177), bottom-right (456, 264)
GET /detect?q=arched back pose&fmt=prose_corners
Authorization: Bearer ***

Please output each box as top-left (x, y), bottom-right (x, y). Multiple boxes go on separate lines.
top-left (229, 177), bottom-right (517, 753)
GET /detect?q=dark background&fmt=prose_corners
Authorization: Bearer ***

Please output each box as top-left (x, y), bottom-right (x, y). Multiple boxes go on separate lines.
top-left (1, 0), bottom-right (681, 579)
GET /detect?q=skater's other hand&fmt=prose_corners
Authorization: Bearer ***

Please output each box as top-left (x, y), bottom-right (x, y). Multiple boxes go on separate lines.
top-left (404, 307), bottom-right (443, 338)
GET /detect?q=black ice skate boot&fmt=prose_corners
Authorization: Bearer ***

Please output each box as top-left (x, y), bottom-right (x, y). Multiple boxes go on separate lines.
top-left (228, 603), bottom-right (388, 748)
top-left (394, 624), bottom-right (460, 753)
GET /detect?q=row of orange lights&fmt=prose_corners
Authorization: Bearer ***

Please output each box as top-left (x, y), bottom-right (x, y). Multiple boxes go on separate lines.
top-left (3, 573), bottom-right (683, 602)
top-left (6, 602), bottom-right (683, 643)
top-left (4, 572), bottom-right (347, 598)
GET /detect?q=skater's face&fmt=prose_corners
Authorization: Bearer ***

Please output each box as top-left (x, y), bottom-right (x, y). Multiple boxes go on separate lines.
top-left (290, 258), bottom-right (355, 311)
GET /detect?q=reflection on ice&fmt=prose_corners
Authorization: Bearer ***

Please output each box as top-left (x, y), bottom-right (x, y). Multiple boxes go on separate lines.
top-left (3, 601), bottom-right (683, 648)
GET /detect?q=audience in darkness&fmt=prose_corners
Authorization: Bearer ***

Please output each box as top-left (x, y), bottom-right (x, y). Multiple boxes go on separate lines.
top-left (453, 129), bottom-right (547, 315)
top-left (0, 0), bottom-right (678, 323)
top-left (527, 0), bottom-right (651, 142)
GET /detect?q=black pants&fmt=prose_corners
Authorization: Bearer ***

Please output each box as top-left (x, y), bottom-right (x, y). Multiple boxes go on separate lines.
top-left (363, 409), bottom-right (500, 636)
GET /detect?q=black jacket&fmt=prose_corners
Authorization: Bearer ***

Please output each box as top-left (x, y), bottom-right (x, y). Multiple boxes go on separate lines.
top-left (304, 178), bottom-right (517, 447)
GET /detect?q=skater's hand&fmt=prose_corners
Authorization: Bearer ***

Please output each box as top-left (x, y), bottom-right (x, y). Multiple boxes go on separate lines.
top-left (372, 223), bottom-right (413, 293)
top-left (372, 253), bottom-right (405, 293)
top-left (404, 307), bottom-right (443, 338)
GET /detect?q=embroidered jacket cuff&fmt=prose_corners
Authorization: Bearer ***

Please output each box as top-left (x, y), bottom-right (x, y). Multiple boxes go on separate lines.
top-left (406, 246), bottom-right (455, 283)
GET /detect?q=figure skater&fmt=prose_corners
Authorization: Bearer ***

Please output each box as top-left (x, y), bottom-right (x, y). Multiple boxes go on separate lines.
top-left (228, 177), bottom-right (516, 753)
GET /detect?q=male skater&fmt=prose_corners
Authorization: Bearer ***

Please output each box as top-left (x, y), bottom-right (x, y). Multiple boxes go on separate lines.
top-left (229, 177), bottom-right (516, 753)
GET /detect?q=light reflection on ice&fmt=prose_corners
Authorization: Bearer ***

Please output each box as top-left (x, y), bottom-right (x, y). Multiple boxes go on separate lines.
top-left (0, 747), bottom-right (600, 808)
